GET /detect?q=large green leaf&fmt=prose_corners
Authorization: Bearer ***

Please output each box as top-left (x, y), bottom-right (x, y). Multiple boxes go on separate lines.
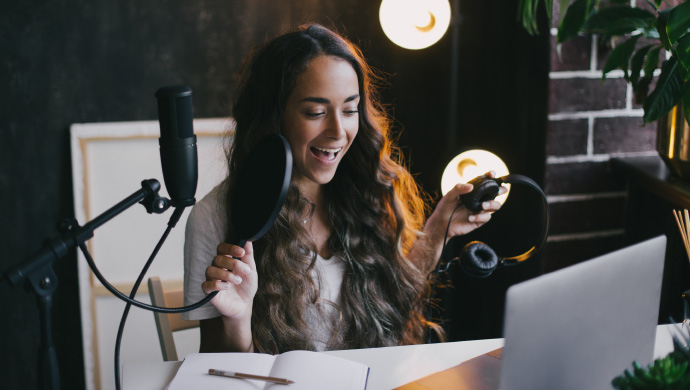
top-left (676, 32), bottom-right (690, 71)
top-left (643, 0), bottom-right (660, 11)
top-left (667, 1), bottom-right (690, 45)
top-left (630, 45), bottom-right (653, 88)
top-left (680, 58), bottom-right (690, 81)
top-left (635, 46), bottom-right (663, 104)
top-left (519, 0), bottom-right (553, 35)
top-left (559, 0), bottom-right (570, 22)
top-left (658, 8), bottom-right (673, 50)
top-left (558, 0), bottom-right (593, 43)
top-left (644, 46), bottom-right (662, 77)
top-left (603, 35), bottom-right (641, 80)
top-left (519, 0), bottom-right (537, 35)
top-left (637, 74), bottom-right (654, 104)
top-left (583, 6), bottom-right (656, 36)
top-left (643, 57), bottom-right (684, 123)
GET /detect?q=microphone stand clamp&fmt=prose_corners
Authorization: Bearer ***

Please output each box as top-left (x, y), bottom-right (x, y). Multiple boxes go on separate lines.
top-left (139, 179), bottom-right (171, 215)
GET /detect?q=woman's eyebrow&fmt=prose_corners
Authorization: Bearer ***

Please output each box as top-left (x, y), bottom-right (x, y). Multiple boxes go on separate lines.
top-left (344, 94), bottom-right (360, 103)
top-left (301, 97), bottom-right (330, 104)
top-left (300, 94), bottom-right (360, 104)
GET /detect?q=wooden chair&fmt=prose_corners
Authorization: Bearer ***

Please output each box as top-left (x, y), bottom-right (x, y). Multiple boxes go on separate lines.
top-left (147, 276), bottom-right (200, 361)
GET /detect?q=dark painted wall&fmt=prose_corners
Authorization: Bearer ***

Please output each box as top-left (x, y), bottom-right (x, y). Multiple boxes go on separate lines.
top-left (0, 1), bottom-right (548, 389)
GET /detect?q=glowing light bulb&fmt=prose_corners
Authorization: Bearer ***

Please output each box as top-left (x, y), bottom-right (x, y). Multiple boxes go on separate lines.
top-left (379, 0), bottom-right (451, 50)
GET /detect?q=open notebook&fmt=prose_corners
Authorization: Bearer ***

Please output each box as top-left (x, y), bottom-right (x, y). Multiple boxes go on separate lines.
top-left (397, 235), bottom-right (666, 390)
top-left (165, 350), bottom-right (369, 390)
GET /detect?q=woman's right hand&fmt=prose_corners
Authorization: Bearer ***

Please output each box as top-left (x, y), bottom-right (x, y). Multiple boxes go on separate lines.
top-left (202, 241), bottom-right (258, 320)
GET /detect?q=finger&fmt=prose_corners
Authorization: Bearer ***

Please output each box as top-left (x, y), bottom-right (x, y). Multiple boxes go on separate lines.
top-left (232, 257), bottom-right (252, 275)
top-left (484, 170), bottom-right (497, 179)
top-left (216, 242), bottom-right (256, 272)
top-left (445, 183), bottom-right (473, 200)
top-left (201, 279), bottom-right (231, 295)
top-left (213, 255), bottom-right (252, 275)
top-left (498, 186), bottom-right (508, 195)
top-left (206, 262), bottom-right (244, 284)
top-left (211, 253), bottom-right (237, 270)
top-left (217, 242), bottom-right (245, 258)
top-left (481, 200), bottom-right (502, 211)
top-left (211, 255), bottom-right (252, 277)
top-left (468, 212), bottom-right (492, 224)
top-left (243, 241), bottom-right (253, 254)
top-left (242, 241), bottom-right (256, 270)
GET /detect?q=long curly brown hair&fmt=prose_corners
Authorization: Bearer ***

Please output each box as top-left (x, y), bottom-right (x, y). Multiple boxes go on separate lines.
top-left (225, 24), bottom-right (435, 353)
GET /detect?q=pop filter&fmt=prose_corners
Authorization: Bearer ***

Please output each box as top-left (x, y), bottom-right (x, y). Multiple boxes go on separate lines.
top-left (230, 134), bottom-right (292, 246)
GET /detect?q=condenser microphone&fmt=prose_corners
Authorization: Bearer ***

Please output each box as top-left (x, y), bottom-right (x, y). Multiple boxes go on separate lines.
top-left (156, 85), bottom-right (198, 207)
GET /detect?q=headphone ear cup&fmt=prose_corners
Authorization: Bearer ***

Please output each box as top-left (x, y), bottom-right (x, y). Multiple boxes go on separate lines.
top-left (459, 241), bottom-right (499, 278)
top-left (461, 178), bottom-right (500, 212)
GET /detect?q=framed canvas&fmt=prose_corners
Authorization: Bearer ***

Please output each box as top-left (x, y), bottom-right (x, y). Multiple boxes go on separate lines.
top-left (70, 118), bottom-right (230, 390)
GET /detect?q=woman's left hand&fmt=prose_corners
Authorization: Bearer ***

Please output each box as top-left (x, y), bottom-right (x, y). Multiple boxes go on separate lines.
top-left (424, 171), bottom-right (506, 244)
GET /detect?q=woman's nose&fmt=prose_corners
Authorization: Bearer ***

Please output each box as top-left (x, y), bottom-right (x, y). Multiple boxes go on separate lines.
top-left (325, 113), bottom-right (346, 139)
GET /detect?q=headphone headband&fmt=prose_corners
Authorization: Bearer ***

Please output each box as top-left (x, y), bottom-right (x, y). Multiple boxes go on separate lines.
top-left (499, 174), bottom-right (550, 263)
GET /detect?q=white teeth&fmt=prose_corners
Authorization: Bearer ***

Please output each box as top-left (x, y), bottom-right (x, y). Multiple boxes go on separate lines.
top-left (313, 146), bottom-right (342, 153)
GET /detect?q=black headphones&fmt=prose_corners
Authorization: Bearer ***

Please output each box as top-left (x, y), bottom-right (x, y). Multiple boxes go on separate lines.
top-left (450, 173), bottom-right (549, 278)
top-left (426, 173), bottom-right (549, 342)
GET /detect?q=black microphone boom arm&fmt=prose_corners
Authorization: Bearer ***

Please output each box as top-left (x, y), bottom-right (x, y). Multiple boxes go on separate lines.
top-left (2, 179), bottom-right (168, 390)
top-left (5, 179), bottom-right (167, 287)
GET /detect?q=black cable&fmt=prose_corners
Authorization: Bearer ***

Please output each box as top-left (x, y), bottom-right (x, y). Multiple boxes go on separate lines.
top-left (74, 206), bottom-right (218, 389)
top-left (113, 218), bottom-right (174, 390)
top-left (78, 245), bottom-right (217, 314)
top-left (426, 201), bottom-right (464, 344)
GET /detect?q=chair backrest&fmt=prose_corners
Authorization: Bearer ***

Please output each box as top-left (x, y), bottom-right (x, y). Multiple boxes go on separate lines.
top-left (147, 276), bottom-right (200, 361)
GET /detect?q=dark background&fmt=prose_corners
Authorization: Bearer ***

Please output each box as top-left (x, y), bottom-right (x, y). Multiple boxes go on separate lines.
top-left (0, 1), bottom-right (549, 389)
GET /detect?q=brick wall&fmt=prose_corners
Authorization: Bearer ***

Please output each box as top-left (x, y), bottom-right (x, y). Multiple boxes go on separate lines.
top-left (540, 2), bottom-right (658, 272)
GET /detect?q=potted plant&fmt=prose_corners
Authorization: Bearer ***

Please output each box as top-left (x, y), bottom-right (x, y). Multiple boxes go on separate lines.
top-left (611, 326), bottom-right (690, 389)
top-left (518, 0), bottom-right (690, 177)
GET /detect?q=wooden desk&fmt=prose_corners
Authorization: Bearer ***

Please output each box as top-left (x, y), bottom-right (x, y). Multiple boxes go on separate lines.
top-left (610, 156), bottom-right (690, 322)
top-left (123, 325), bottom-right (678, 390)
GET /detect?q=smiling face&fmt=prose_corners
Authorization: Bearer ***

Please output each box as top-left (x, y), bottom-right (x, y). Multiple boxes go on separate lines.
top-left (282, 55), bottom-right (360, 198)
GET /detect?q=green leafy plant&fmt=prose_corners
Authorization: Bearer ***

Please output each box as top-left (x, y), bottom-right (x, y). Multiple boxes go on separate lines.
top-left (517, 0), bottom-right (690, 125)
top-left (611, 356), bottom-right (690, 389)
top-left (611, 324), bottom-right (690, 389)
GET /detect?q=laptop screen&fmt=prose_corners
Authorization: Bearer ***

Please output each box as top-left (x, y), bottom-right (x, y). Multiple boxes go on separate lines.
top-left (395, 235), bottom-right (666, 390)
top-left (500, 235), bottom-right (666, 390)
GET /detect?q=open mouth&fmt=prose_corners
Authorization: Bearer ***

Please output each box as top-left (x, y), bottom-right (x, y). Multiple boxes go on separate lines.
top-left (310, 146), bottom-right (343, 161)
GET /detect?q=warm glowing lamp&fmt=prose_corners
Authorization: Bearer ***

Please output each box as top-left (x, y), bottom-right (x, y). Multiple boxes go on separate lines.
top-left (379, 0), bottom-right (452, 50)
top-left (441, 149), bottom-right (511, 205)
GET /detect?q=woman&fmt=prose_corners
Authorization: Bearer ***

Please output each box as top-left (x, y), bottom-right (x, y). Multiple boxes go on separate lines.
top-left (182, 24), bottom-right (503, 354)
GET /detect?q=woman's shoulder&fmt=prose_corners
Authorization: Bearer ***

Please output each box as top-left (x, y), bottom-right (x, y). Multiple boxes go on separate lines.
top-left (199, 180), bottom-right (228, 209)
top-left (187, 180), bottom-right (228, 227)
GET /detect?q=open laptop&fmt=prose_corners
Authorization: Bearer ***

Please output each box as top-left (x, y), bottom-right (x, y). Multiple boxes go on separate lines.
top-left (397, 235), bottom-right (666, 390)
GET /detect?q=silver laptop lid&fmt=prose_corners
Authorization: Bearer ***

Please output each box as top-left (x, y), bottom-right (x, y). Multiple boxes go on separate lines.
top-left (500, 235), bottom-right (666, 390)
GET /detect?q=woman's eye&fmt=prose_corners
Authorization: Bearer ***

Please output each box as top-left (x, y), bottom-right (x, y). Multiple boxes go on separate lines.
top-left (305, 112), bottom-right (325, 118)
top-left (344, 109), bottom-right (359, 116)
